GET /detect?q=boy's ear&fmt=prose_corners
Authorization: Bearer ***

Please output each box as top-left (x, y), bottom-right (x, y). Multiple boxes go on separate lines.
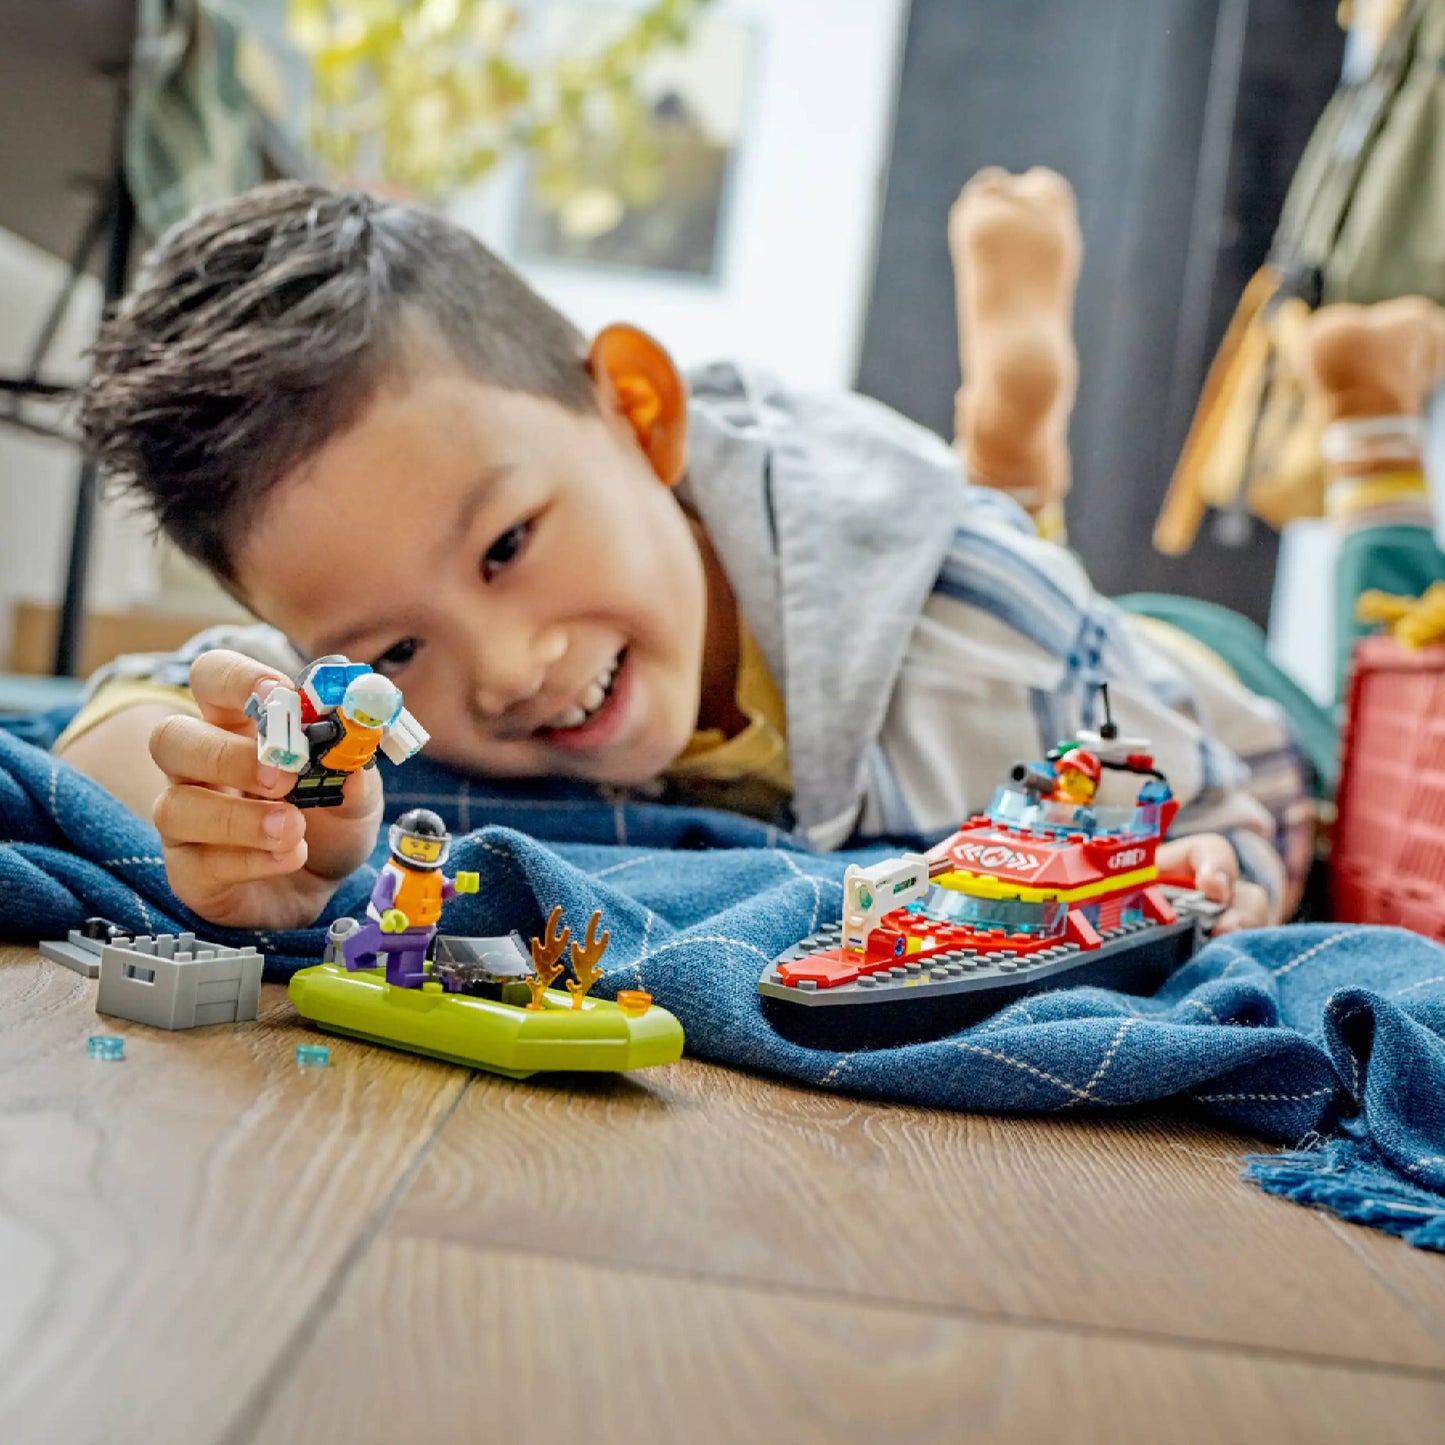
top-left (588, 324), bottom-right (688, 486)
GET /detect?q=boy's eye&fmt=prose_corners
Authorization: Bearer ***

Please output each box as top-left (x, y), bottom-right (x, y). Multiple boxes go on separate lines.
top-left (371, 638), bottom-right (422, 676)
top-left (482, 521), bottom-right (531, 581)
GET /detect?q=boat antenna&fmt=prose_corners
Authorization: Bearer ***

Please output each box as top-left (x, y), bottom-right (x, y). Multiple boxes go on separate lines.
top-left (1096, 682), bottom-right (1119, 741)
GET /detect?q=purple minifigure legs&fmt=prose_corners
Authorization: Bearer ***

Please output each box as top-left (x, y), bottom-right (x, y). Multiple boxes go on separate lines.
top-left (340, 918), bottom-right (436, 989)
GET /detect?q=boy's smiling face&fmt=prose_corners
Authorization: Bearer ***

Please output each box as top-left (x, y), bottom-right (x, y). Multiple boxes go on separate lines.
top-left (236, 353), bottom-right (709, 785)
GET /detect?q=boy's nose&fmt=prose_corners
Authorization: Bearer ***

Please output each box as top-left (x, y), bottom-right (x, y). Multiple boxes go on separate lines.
top-left (472, 626), bottom-right (567, 720)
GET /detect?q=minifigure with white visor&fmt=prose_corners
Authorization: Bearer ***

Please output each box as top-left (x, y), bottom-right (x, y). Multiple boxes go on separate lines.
top-left (245, 655), bottom-right (429, 809)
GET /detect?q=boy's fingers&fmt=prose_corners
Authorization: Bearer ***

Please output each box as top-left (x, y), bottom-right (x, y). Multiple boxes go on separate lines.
top-left (1169, 834), bottom-right (1239, 903)
top-left (149, 714), bottom-right (296, 797)
top-left (152, 783), bottom-right (305, 852)
top-left (189, 649), bottom-right (293, 730)
top-left (1212, 881), bottom-right (1272, 935)
top-left (165, 838), bottom-right (310, 892)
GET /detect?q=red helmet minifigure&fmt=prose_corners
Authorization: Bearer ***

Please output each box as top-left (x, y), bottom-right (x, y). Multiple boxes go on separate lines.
top-left (1052, 748), bottom-right (1101, 805)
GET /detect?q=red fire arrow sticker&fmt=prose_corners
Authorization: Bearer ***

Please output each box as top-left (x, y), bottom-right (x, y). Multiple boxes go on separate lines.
top-left (958, 842), bottom-right (1043, 873)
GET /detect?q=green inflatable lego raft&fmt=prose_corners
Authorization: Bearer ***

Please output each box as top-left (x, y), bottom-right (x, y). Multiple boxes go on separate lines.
top-left (289, 963), bottom-right (685, 1079)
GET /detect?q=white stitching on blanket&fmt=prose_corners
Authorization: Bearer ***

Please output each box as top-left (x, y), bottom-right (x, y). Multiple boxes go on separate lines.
top-left (1178, 997), bottom-right (1223, 1025)
top-left (591, 854), bottom-right (663, 880)
top-left (1208, 941), bottom-right (1255, 976)
top-left (1080, 1019), bottom-right (1136, 1098)
top-left (1270, 931), bottom-right (1353, 979)
top-left (102, 856), bottom-right (165, 867)
top-left (1326, 997), bottom-right (1365, 1097)
top-left (944, 1040), bottom-right (1094, 1103)
top-left (633, 933), bottom-right (774, 969)
top-left (1390, 974), bottom-right (1445, 999)
top-left (775, 851), bottom-right (837, 934)
top-left (618, 908), bottom-right (656, 990)
top-left (981, 999), bottom-right (1039, 1030)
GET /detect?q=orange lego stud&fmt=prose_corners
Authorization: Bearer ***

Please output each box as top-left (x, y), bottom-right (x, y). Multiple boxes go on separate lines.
top-left (617, 990), bottom-right (653, 1017)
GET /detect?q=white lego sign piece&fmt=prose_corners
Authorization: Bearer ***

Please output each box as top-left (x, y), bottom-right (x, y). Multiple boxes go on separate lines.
top-left (96, 934), bottom-right (264, 1031)
top-left (253, 687), bottom-right (307, 772)
top-left (841, 853), bottom-right (929, 952)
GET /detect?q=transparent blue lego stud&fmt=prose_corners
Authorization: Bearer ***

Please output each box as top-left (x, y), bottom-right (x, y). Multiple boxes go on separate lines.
top-left (87, 1035), bottom-right (125, 1061)
top-left (295, 1043), bottom-right (331, 1068)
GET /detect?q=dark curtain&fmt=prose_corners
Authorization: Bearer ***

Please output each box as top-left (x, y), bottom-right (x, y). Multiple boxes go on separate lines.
top-left (857, 0), bottom-right (1345, 624)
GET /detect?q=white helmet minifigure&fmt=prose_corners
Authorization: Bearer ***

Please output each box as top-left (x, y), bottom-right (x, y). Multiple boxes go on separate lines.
top-left (342, 672), bottom-right (403, 729)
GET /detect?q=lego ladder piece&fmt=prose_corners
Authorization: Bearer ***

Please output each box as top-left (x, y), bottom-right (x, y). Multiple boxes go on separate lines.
top-left (39, 918), bottom-right (133, 978)
top-left (96, 934), bottom-right (265, 1030)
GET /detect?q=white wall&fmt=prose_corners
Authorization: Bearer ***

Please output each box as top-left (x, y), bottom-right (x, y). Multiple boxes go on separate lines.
top-left (452, 0), bottom-right (911, 392)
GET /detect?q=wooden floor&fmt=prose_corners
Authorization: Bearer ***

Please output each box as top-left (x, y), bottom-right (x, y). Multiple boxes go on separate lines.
top-left (3, 942), bottom-right (1445, 1444)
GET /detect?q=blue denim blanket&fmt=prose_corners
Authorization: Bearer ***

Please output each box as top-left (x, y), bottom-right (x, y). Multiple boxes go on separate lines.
top-left (5, 712), bottom-right (1445, 1250)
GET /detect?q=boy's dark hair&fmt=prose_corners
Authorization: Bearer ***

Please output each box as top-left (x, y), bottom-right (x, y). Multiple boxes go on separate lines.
top-left (82, 181), bottom-right (597, 583)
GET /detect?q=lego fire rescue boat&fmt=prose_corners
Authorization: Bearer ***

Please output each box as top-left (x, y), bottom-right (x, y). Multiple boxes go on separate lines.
top-left (759, 715), bottom-right (1222, 1049)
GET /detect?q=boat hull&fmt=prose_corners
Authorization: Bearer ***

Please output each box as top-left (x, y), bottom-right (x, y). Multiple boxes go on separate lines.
top-left (290, 963), bottom-right (685, 1078)
top-left (760, 912), bottom-right (1207, 1051)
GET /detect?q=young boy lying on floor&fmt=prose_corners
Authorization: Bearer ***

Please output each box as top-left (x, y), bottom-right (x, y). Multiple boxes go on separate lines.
top-left (56, 174), bottom-right (1315, 936)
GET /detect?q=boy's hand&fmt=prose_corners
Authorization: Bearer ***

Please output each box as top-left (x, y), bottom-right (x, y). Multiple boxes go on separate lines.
top-left (148, 650), bottom-right (384, 931)
top-left (1156, 834), bottom-right (1272, 935)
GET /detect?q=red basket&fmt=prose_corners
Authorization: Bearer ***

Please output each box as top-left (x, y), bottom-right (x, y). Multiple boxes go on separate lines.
top-left (1332, 635), bottom-right (1445, 940)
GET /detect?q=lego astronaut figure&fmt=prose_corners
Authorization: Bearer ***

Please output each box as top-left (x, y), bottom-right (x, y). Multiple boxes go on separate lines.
top-left (247, 655), bottom-right (429, 808)
top-left (339, 809), bottom-right (480, 988)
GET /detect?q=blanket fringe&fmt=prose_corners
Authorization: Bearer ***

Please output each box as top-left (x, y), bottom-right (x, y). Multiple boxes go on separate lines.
top-left (1246, 1146), bottom-right (1445, 1251)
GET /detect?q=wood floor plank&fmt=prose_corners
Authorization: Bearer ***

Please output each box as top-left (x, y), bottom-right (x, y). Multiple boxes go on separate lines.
top-left (389, 1057), bottom-right (1445, 1370)
top-left (251, 1236), bottom-right (1445, 1445)
top-left (0, 946), bottom-right (468, 1445)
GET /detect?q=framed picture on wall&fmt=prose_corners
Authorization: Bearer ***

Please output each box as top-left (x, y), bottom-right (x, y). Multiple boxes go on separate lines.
top-left (514, 4), bottom-right (754, 280)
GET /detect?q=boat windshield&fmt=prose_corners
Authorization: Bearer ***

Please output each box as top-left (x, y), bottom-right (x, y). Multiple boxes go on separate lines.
top-left (911, 885), bottom-right (1068, 937)
top-left (985, 785), bottom-right (1161, 839)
